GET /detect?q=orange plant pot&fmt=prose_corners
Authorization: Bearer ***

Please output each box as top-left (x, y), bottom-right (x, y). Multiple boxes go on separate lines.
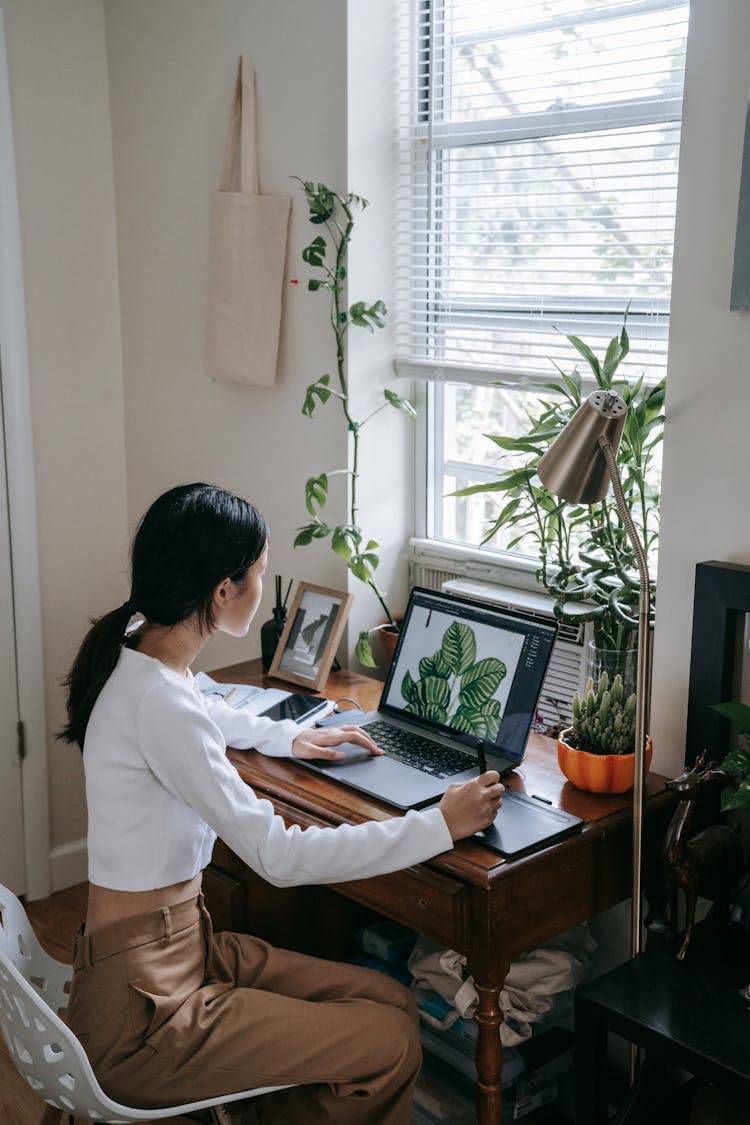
top-left (557, 729), bottom-right (653, 794)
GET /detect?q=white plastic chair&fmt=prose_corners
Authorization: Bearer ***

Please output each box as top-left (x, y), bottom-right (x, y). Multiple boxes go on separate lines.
top-left (0, 882), bottom-right (293, 1123)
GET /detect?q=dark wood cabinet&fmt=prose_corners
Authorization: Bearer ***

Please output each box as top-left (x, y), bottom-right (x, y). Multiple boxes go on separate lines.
top-left (206, 838), bottom-right (379, 957)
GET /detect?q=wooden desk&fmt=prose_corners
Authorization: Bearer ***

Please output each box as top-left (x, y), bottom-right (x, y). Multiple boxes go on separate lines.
top-left (207, 659), bottom-right (673, 1125)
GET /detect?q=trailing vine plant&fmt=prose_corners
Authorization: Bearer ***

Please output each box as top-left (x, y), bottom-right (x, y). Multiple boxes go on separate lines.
top-left (293, 180), bottom-right (416, 667)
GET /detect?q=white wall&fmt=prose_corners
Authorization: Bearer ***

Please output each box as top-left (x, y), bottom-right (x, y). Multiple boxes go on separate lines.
top-left (1, 0), bottom-right (127, 880)
top-left (104, 0), bottom-right (351, 676)
top-left (347, 0), bottom-right (415, 661)
top-left (3, 0), bottom-right (414, 888)
top-left (651, 0), bottom-right (750, 778)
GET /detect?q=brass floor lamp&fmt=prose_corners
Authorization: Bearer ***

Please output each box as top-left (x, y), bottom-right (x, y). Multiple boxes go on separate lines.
top-left (537, 389), bottom-right (652, 967)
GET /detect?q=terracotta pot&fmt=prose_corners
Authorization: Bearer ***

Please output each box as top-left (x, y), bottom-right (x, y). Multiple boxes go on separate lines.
top-left (557, 729), bottom-right (653, 794)
top-left (367, 623), bottom-right (401, 680)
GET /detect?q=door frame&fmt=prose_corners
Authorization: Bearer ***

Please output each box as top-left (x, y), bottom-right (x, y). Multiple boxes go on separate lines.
top-left (0, 11), bottom-right (50, 900)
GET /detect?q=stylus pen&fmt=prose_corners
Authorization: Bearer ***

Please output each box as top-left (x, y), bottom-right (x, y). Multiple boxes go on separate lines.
top-left (476, 739), bottom-right (487, 775)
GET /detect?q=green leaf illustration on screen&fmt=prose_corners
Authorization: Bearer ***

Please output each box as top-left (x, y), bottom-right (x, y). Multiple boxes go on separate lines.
top-left (400, 621), bottom-right (506, 739)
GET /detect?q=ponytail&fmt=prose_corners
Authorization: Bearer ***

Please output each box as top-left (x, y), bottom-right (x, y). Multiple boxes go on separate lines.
top-left (59, 602), bottom-right (134, 749)
top-left (59, 482), bottom-right (268, 751)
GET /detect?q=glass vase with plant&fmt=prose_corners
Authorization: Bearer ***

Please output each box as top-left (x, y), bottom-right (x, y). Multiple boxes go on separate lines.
top-left (454, 313), bottom-right (664, 679)
top-left (292, 180), bottom-right (416, 668)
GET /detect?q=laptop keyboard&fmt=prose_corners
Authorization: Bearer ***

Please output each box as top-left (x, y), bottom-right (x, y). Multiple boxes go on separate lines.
top-left (367, 721), bottom-right (475, 779)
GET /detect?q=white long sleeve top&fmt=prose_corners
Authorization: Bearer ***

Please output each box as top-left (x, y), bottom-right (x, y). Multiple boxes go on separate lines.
top-left (83, 646), bottom-right (453, 891)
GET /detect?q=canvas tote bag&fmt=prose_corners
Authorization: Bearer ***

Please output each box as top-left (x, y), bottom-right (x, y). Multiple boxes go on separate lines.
top-left (206, 56), bottom-right (291, 386)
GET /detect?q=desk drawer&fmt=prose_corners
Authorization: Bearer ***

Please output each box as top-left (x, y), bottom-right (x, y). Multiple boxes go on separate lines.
top-left (336, 865), bottom-right (469, 952)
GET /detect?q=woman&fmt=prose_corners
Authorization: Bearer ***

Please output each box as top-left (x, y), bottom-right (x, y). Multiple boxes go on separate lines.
top-left (61, 483), bottom-right (503, 1123)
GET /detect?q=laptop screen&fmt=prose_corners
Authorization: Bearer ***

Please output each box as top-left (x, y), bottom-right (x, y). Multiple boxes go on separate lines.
top-left (380, 587), bottom-right (558, 765)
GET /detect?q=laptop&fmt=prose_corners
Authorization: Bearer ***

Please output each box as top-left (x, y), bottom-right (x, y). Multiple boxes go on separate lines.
top-left (297, 586), bottom-right (583, 855)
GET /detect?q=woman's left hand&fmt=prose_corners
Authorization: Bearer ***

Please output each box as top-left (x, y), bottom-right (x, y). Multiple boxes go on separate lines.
top-left (291, 724), bottom-right (383, 761)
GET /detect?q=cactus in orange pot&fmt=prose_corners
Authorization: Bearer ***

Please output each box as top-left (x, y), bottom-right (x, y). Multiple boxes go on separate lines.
top-left (558, 671), bottom-right (651, 793)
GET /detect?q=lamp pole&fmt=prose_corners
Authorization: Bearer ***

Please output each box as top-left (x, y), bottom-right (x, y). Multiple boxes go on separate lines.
top-left (597, 437), bottom-right (651, 962)
top-left (537, 388), bottom-right (653, 976)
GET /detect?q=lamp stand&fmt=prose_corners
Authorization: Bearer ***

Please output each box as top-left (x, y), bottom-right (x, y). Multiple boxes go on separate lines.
top-left (598, 437), bottom-right (652, 1082)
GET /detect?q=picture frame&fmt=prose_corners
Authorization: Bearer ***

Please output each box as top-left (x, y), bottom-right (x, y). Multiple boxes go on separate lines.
top-left (268, 581), bottom-right (353, 691)
top-left (686, 560), bottom-right (750, 765)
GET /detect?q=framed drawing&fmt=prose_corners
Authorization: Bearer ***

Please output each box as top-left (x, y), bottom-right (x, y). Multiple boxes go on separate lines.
top-left (686, 560), bottom-right (750, 765)
top-left (268, 582), bottom-right (353, 691)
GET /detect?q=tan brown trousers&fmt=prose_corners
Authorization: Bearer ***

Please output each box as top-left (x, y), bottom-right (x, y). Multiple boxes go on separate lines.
top-left (66, 895), bottom-right (421, 1123)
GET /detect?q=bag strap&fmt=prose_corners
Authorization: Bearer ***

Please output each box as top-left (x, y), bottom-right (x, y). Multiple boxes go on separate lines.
top-left (218, 55), bottom-right (258, 194)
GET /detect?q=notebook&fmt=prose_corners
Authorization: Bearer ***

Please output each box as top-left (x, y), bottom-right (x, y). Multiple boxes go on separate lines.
top-left (297, 586), bottom-right (582, 855)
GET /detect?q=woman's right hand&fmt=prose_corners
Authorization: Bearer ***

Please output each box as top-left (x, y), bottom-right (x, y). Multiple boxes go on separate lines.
top-left (438, 771), bottom-right (504, 841)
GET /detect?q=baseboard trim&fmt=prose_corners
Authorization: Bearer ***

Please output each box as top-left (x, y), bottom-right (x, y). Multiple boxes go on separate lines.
top-left (50, 837), bottom-right (87, 892)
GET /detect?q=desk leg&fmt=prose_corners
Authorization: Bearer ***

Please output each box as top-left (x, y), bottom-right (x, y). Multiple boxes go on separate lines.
top-left (475, 982), bottom-right (504, 1125)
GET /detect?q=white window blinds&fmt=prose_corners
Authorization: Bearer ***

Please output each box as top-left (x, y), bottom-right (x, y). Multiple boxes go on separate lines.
top-left (395, 0), bottom-right (689, 385)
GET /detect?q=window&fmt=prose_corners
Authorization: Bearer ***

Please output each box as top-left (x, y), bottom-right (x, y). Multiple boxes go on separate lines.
top-left (395, 0), bottom-right (689, 552)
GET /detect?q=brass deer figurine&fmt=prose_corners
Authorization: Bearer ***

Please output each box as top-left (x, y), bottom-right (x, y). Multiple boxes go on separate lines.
top-left (662, 752), bottom-right (743, 960)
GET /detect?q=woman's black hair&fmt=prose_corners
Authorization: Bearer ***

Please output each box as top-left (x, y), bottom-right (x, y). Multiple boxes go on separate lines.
top-left (59, 483), bottom-right (268, 749)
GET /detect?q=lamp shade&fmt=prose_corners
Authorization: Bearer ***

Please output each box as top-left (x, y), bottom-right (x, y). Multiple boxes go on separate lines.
top-left (537, 390), bottom-right (627, 503)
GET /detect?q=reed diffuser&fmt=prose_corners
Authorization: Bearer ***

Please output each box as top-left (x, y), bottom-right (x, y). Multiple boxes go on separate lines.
top-left (260, 575), bottom-right (292, 671)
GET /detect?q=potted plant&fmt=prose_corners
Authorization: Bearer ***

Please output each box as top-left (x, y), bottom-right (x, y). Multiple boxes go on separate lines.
top-left (292, 180), bottom-right (416, 668)
top-left (454, 313), bottom-right (664, 692)
top-left (557, 672), bottom-right (653, 793)
top-left (713, 701), bottom-right (750, 811)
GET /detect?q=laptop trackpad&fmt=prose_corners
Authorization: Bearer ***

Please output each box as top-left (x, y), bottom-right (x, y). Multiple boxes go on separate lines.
top-left (311, 742), bottom-right (376, 767)
top-left (309, 742), bottom-right (444, 808)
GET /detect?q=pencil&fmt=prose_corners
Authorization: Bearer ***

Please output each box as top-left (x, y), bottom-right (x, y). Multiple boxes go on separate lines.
top-left (476, 739), bottom-right (487, 775)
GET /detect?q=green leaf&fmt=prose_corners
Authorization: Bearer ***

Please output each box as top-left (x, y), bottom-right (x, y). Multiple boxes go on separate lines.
top-left (355, 631), bottom-right (377, 669)
top-left (405, 701), bottom-right (449, 724)
top-left (486, 435), bottom-right (546, 454)
top-left (293, 525), bottom-right (316, 547)
top-left (415, 676), bottom-right (452, 711)
top-left (349, 557), bottom-right (373, 583)
top-left (304, 473), bottom-right (329, 515)
top-left (452, 480), bottom-right (522, 498)
top-left (302, 375), bottom-right (332, 417)
top-left (331, 525), bottom-right (353, 562)
top-left (401, 669), bottom-right (418, 703)
top-left (494, 498), bottom-right (522, 527)
top-left (419, 651), bottom-right (452, 679)
top-left (602, 333), bottom-right (626, 382)
top-left (302, 236), bottom-right (327, 267)
top-left (293, 521), bottom-right (331, 547)
top-left (712, 700), bottom-right (750, 734)
top-left (566, 334), bottom-right (602, 381)
top-left (449, 700), bottom-right (502, 740)
top-left (447, 711), bottom-right (475, 734)
top-left (458, 657), bottom-right (507, 708)
top-left (441, 621), bottom-right (476, 675)
top-left (384, 388), bottom-right (417, 419)
top-left (718, 747), bottom-right (750, 773)
top-left (348, 299), bottom-right (387, 331)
